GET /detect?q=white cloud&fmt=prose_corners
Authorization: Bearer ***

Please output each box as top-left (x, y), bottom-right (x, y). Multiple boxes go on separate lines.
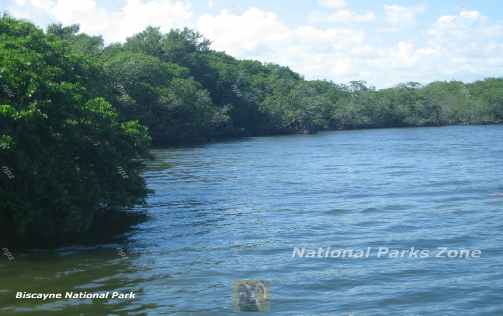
top-left (323, 9), bottom-right (375, 23)
top-left (460, 10), bottom-right (482, 20)
top-left (319, 0), bottom-right (347, 9)
top-left (26, 0), bottom-right (54, 10)
top-left (293, 26), bottom-right (365, 48)
top-left (389, 10), bottom-right (503, 83)
top-left (7, 0), bottom-right (193, 43)
top-left (428, 10), bottom-right (503, 59)
top-left (197, 8), bottom-right (367, 81)
top-left (197, 6), bottom-right (503, 87)
top-left (197, 8), bottom-right (289, 56)
top-left (313, 0), bottom-right (375, 24)
top-left (433, 10), bottom-right (487, 32)
top-left (384, 4), bottom-right (425, 29)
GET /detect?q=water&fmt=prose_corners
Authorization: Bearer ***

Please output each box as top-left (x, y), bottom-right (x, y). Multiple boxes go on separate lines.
top-left (2, 125), bottom-right (503, 315)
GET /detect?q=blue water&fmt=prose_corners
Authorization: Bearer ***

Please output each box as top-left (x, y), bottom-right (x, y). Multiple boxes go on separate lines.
top-left (2, 125), bottom-right (503, 315)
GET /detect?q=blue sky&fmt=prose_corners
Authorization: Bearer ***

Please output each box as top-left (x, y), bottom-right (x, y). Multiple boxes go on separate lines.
top-left (2, 0), bottom-right (503, 87)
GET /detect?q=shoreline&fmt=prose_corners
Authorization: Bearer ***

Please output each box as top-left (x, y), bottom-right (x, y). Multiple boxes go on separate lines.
top-left (151, 122), bottom-right (503, 149)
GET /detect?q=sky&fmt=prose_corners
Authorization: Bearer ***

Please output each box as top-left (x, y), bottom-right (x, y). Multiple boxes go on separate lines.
top-left (1, 0), bottom-right (503, 88)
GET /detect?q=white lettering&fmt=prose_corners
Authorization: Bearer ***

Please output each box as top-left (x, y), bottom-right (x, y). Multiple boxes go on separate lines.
top-left (292, 247), bottom-right (305, 258)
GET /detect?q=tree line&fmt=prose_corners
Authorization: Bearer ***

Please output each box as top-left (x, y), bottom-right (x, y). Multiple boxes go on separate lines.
top-left (1, 15), bottom-right (502, 246)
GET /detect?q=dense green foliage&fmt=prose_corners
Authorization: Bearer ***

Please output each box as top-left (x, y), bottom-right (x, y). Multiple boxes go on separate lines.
top-left (1, 15), bottom-right (502, 246)
top-left (43, 21), bottom-right (503, 144)
top-left (0, 15), bottom-right (150, 245)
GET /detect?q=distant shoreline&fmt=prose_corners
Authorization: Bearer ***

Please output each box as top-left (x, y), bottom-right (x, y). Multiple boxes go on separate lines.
top-left (152, 122), bottom-right (503, 149)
